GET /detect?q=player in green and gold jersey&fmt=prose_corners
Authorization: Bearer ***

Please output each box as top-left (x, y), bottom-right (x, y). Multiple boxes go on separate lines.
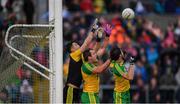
top-left (63, 19), bottom-right (99, 103)
top-left (110, 47), bottom-right (135, 104)
top-left (81, 24), bottom-right (112, 103)
top-left (81, 49), bottom-right (111, 103)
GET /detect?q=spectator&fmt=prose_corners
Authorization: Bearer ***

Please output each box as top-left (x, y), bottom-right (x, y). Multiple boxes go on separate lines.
top-left (23, 0), bottom-right (34, 24)
top-left (135, 0), bottom-right (146, 14)
top-left (0, 88), bottom-right (8, 103)
top-left (66, 0), bottom-right (81, 12)
top-left (162, 24), bottom-right (177, 48)
top-left (135, 78), bottom-right (146, 102)
top-left (19, 80), bottom-right (33, 103)
top-left (80, 0), bottom-right (93, 12)
top-left (154, 0), bottom-right (165, 14)
top-left (135, 60), bottom-right (148, 83)
top-left (160, 67), bottom-right (176, 85)
top-left (24, 70), bottom-right (33, 85)
top-left (146, 46), bottom-right (159, 65)
top-left (9, 83), bottom-right (19, 103)
top-left (5, 0), bottom-right (14, 13)
top-left (93, 0), bottom-right (106, 14)
top-left (12, 0), bottom-right (23, 21)
top-left (149, 77), bottom-right (161, 103)
top-left (108, 0), bottom-right (122, 13)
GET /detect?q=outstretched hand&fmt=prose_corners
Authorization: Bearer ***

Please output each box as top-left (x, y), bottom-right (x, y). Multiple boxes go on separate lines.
top-left (103, 24), bottom-right (113, 37)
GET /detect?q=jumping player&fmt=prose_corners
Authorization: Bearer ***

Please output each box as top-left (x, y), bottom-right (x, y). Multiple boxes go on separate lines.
top-left (81, 24), bottom-right (112, 103)
top-left (63, 19), bottom-right (99, 103)
top-left (110, 47), bottom-right (135, 104)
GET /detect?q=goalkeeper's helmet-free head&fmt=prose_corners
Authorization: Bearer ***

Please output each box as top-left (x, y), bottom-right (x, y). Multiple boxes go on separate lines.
top-left (66, 40), bottom-right (80, 53)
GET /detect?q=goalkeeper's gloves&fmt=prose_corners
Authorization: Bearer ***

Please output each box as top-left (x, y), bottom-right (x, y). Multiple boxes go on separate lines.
top-left (91, 18), bottom-right (99, 33)
top-left (124, 52), bottom-right (135, 65)
top-left (129, 56), bottom-right (135, 65)
top-left (103, 24), bottom-right (113, 37)
top-left (96, 27), bottom-right (104, 42)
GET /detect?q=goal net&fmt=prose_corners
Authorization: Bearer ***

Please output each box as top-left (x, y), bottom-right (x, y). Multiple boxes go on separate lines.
top-left (0, 25), bottom-right (54, 103)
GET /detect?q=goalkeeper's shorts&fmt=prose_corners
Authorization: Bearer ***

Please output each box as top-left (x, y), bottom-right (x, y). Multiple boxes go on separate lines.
top-left (63, 85), bottom-right (80, 103)
top-left (113, 90), bottom-right (130, 104)
top-left (81, 92), bottom-right (100, 103)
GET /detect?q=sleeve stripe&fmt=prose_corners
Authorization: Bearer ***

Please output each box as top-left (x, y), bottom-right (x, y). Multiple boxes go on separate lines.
top-left (70, 49), bottom-right (82, 62)
top-left (82, 64), bottom-right (92, 75)
top-left (113, 68), bottom-right (121, 77)
top-left (115, 64), bottom-right (123, 73)
top-left (84, 63), bottom-right (93, 71)
top-left (115, 63), bottom-right (124, 76)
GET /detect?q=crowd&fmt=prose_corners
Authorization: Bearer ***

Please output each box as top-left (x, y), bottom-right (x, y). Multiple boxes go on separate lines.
top-left (63, 0), bottom-right (180, 103)
top-left (0, 0), bottom-right (35, 55)
top-left (64, 0), bottom-right (180, 14)
top-left (0, 66), bottom-right (34, 103)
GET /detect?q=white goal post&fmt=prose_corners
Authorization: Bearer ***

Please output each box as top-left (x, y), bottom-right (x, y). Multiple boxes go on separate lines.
top-left (49, 0), bottom-right (63, 103)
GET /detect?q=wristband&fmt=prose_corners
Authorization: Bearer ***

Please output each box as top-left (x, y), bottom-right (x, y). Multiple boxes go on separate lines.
top-left (91, 28), bottom-right (96, 33)
top-left (96, 37), bottom-right (101, 42)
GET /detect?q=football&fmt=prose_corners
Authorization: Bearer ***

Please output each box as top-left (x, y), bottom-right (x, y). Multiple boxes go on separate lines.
top-left (122, 8), bottom-right (135, 20)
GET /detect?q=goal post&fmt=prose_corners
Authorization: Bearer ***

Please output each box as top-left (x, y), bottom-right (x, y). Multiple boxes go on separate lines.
top-left (49, 0), bottom-right (63, 103)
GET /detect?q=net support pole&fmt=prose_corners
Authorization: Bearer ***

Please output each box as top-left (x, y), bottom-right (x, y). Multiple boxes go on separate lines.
top-left (54, 0), bottom-right (63, 103)
top-left (49, 0), bottom-right (54, 103)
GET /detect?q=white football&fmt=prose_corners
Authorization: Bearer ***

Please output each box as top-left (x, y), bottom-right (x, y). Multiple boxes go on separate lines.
top-left (122, 8), bottom-right (135, 19)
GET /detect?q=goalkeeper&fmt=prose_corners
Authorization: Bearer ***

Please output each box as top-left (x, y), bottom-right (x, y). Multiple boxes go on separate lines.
top-left (63, 19), bottom-right (99, 103)
top-left (110, 47), bottom-right (135, 104)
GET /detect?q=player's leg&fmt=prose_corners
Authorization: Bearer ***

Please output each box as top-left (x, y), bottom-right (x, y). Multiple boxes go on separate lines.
top-left (121, 90), bottom-right (131, 104)
top-left (113, 91), bottom-right (121, 104)
top-left (63, 85), bottom-right (74, 103)
top-left (81, 92), bottom-right (99, 103)
top-left (72, 88), bottom-right (80, 103)
top-left (63, 85), bottom-right (68, 103)
top-left (95, 93), bottom-right (100, 103)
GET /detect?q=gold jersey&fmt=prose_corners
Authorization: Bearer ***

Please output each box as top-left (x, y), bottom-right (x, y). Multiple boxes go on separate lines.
top-left (81, 62), bottom-right (99, 93)
top-left (111, 62), bottom-right (130, 92)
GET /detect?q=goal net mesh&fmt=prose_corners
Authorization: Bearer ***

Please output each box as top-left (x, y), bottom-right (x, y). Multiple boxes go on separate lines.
top-left (0, 25), bottom-right (54, 103)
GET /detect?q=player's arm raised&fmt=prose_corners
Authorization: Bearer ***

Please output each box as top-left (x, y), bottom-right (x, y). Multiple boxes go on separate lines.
top-left (80, 19), bottom-right (99, 52)
top-left (92, 59), bottom-right (111, 74)
top-left (97, 24), bottom-right (112, 57)
top-left (120, 64), bottom-right (135, 80)
top-left (93, 27), bottom-right (103, 52)
top-left (116, 57), bottom-right (135, 80)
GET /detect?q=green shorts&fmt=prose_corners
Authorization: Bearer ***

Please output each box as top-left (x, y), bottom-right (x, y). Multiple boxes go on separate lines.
top-left (81, 92), bottom-right (100, 103)
top-left (113, 90), bottom-right (130, 104)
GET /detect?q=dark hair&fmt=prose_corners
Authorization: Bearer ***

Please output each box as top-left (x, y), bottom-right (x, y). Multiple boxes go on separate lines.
top-left (83, 49), bottom-right (91, 62)
top-left (66, 41), bottom-right (73, 53)
top-left (110, 47), bottom-right (127, 61)
top-left (110, 47), bottom-right (120, 61)
top-left (66, 40), bottom-right (79, 53)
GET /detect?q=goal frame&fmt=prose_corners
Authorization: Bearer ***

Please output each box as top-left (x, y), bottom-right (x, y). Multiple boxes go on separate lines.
top-left (4, 0), bottom-right (63, 103)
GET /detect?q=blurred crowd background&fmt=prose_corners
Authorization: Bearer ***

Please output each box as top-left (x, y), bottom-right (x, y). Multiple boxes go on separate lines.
top-left (0, 0), bottom-right (179, 103)
top-left (63, 0), bottom-right (180, 103)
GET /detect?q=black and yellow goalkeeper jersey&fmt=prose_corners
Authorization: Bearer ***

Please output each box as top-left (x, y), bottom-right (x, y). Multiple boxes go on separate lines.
top-left (66, 49), bottom-right (83, 88)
